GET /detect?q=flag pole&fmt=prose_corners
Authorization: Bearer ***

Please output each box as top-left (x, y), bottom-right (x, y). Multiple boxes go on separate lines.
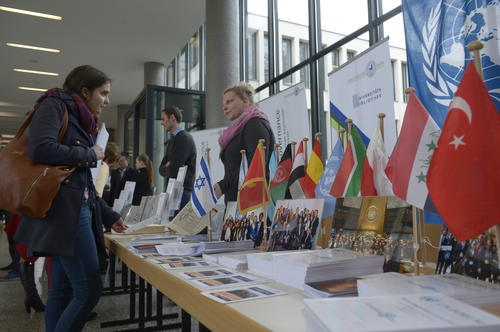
top-left (291, 141), bottom-right (297, 163)
top-left (303, 137), bottom-right (309, 170)
top-left (274, 144), bottom-right (281, 164)
top-left (259, 139), bottom-right (270, 247)
top-left (468, 40), bottom-right (500, 264)
top-left (205, 147), bottom-right (213, 242)
top-left (467, 41), bottom-right (484, 80)
top-left (378, 113), bottom-right (385, 141)
top-left (338, 128), bottom-right (346, 151)
top-left (240, 149), bottom-right (247, 178)
top-left (404, 88), bottom-right (422, 274)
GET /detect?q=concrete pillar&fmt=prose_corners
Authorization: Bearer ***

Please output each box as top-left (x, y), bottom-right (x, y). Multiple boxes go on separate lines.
top-left (205, 0), bottom-right (240, 128)
top-left (144, 62), bottom-right (166, 86)
top-left (115, 104), bottom-right (130, 151)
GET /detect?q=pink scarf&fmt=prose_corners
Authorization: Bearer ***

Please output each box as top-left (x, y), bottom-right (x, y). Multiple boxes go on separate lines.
top-left (218, 106), bottom-right (269, 150)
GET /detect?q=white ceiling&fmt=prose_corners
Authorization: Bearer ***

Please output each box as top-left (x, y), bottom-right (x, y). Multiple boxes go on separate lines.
top-left (0, 0), bottom-right (205, 138)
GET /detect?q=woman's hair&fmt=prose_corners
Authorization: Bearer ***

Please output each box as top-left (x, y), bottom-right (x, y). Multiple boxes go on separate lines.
top-left (63, 65), bottom-right (111, 96)
top-left (104, 142), bottom-right (119, 164)
top-left (137, 154), bottom-right (154, 189)
top-left (224, 82), bottom-right (255, 105)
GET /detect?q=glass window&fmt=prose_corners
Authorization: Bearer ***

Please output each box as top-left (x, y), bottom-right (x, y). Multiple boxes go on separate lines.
top-left (347, 50), bottom-right (356, 60)
top-left (264, 33), bottom-right (269, 82)
top-left (176, 46), bottom-right (187, 89)
top-left (332, 48), bottom-right (340, 68)
top-left (167, 61), bottom-right (175, 87)
top-left (401, 61), bottom-right (408, 103)
top-left (189, 33), bottom-right (199, 69)
top-left (282, 37), bottom-right (293, 85)
top-left (391, 59), bottom-right (397, 102)
top-left (246, 30), bottom-right (258, 81)
top-left (299, 41), bottom-right (310, 88)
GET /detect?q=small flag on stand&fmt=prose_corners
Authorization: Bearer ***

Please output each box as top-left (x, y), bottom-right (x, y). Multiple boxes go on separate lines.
top-left (191, 156), bottom-right (218, 218)
top-left (361, 125), bottom-right (393, 196)
top-left (385, 90), bottom-right (440, 209)
top-left (269, 144), bottom-right (292, 203)
top-left (238, 142), bottom-right (270, 213)
top-left (427, 63), bottom-right (500, 241)
top-left (238, 152), bottom-right (249, 190)
top-left (330, 126), bottom-right (366, 197)
top-left (316, 139), bottom-right (343, 219)
top-left (300, 136), bottom-right (323, 198)
top-left (286, 140), bottom-right (306, 199)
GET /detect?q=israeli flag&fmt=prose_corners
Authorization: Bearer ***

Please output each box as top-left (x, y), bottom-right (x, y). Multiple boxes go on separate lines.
top-left (191, 156), bottom-right (218, 217)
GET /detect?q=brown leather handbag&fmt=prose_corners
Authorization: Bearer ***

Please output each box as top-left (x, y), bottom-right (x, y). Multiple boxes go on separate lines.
top-left (0, 108), bottom-right (75, 219)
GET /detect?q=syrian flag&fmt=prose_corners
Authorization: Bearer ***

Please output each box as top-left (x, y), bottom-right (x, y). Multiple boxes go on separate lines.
top-left (330, 127), bottom-right (366, 197)
top-left (191, 156), bottom-right (218, 217)
top-left (269, 144), bottom-right (292, 203)
top-left (286, 140), bottom-right (306, 199)
top-left (385, 90), bottom-right (440, 209)
top-left (361, 125), bottom-right (394, 196)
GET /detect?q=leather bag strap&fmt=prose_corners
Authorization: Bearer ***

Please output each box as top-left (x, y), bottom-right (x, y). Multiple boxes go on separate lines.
top-left (15, 104), bottom-right (69, 143)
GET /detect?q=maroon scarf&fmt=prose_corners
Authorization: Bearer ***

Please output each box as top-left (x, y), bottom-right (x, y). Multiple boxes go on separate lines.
top-left (36, 88), bottom-right (98, 135)
top-left (218, 106), bottom-right (269, 150)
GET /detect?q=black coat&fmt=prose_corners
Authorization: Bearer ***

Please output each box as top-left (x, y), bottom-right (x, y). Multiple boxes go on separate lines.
top-left (108, 166), bottom-right (136, 205)
top-left (159, 130), bottom-right (196, 192)
top-left (132, 168), bottom-right (153, 205)
top-left (218, 117), bottom-right (275, 203)
top-left (14, 94), bottom-right (120, 257)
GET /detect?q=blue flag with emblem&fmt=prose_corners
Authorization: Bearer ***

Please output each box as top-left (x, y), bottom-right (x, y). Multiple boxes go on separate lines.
top-left (402, 0), bottom-right (500, 128)
top-left (402, 0), bottom-right (499, 225)
top-left (315, 138), bottom-right (344, 219)
top-left (191, 156), bottom-right (218, 218)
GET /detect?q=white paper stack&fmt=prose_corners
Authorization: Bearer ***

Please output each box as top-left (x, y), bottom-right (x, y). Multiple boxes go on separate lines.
top-left (195, 240), bottom-right (254, 254)
top-left (246, 251), bottom-right (276, 278)
top-left (273, 248), bottom-right (384, 290)
top-left (303, 294), bottom-right (500, 332)
top-left (357, 273), bottom-right (500, 307)
top-left (202, 249), bottom-right (259, 269)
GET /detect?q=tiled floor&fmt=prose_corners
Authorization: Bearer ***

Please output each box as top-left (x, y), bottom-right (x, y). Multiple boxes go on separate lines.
top-left (0, 225), bottom-right (196, 331)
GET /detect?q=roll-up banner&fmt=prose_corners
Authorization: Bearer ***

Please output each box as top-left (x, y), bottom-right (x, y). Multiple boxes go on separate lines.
top-left (328, 38), bottom-right (397, 153)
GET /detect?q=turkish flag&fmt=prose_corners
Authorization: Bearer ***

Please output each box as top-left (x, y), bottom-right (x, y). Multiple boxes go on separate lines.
top-left (427, 62), bottom-right (500, 241)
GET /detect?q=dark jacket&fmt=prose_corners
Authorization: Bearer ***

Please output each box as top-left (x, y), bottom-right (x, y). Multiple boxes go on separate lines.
top-left (14, 94), bottom-right (120, 257)
top-left (132, 168), bottom-right (153, 205)
top-left (108, 166), bottom-right (136, 205)
top-left (159, 130), bottom-right (196, 192)
top-left (218, 117), bottom-right (275, 203)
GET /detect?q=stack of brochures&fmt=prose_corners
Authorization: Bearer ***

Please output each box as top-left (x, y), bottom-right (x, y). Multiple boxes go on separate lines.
top-left (303, 294), bottom-right (500, 332)
top-left (303, 272), bottom-right (405, 298)
top-left (246, 251), bottom-right (276, 278)
top-left (357, 273), bottom-right (500, 307)
top-left (202, 249), bottom-right (260, 269)
top-left (272, 248), bottom-right (384, 290)
top-left (194, 240), bottom-right (254, 254)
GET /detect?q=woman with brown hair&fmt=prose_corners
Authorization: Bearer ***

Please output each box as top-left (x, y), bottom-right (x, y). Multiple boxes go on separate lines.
top-left (133, 153), bottom-right (154, 205)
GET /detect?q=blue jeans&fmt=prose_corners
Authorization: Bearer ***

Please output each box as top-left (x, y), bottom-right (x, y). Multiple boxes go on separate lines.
top-left (45, 201), bottom-right (102, 332)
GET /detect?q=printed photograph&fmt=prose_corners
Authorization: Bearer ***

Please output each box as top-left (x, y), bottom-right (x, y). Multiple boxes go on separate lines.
top-left (268, 199), bottom-right (324, 251)
top-left (220, 202), bottom-right (266, 247)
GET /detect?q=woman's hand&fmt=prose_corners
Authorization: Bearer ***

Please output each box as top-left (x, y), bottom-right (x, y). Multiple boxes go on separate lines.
top-left (111, 219), bottom-right (128, 233)
top-left (213, 183), bottom-right (222, 199)
top-left (91, 145), bottom-right (105, 160)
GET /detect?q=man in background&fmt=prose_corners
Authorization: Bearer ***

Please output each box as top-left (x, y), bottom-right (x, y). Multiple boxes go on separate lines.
top-left (108, 152), bottom-right (136, 206)
top-left (159, 106), bottom-right (196, 211)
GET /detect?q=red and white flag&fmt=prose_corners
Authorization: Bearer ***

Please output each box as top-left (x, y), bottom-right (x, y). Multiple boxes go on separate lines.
top-left (286, 141), bottom-right (306, 199)
top-left (385, 91), bottom-right (440, 209)
top-left (361, 125), bottom-right (394, 196)
top-left (427, 63), bottom-right (500, 241)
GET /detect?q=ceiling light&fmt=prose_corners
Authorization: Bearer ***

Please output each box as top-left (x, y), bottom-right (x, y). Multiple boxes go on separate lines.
top-left (6, 43), bottom-right (60, 53)
top-left (14, 68), bottom-right (59, 76)
top-left (1, 134), bottom-right (15, 138)
top-left (0, 6), bottom-right (62, 20)
top-left (18, 86), bottom-right (47, 92)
